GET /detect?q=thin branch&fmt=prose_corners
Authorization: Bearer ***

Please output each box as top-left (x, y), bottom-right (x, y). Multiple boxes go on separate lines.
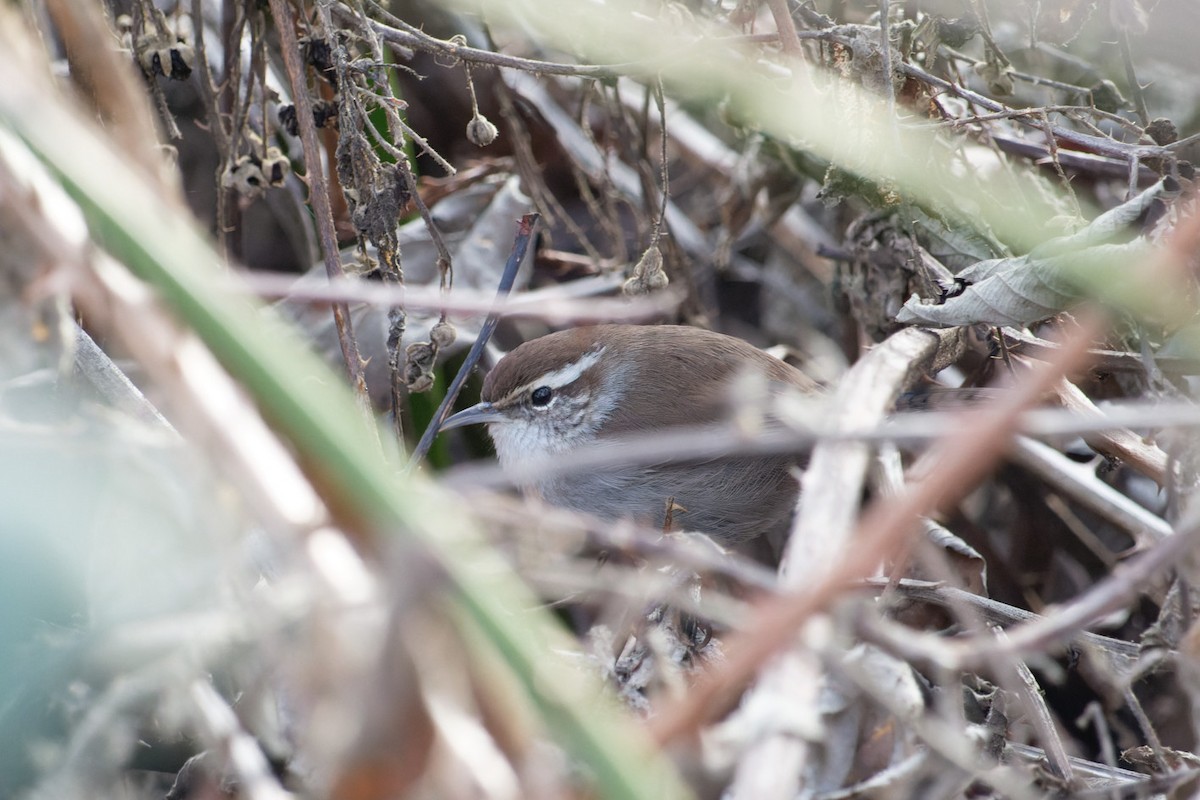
top-left (897, 59), bottom-right (1172, 166)
top-left (1010, 436), bottom-right (1172, 546)
top-left (1002, 628), bottom-right (1075, 784)
top-left (943, 516), bottom-right (1200, 673)
top-left (443, 398), bottom-right (1200, 495)
top-left (1119, 29), bottom-right (1151, 128)
top-left (408, 213), bottom-right (539, 469)
top-left (1123, 688), bottom-right (1170, 773)
top-left (878, 0), bottom-right (896, 120)
top-left (348, 8), bottom-right (624, 79)
top-left (764, 0), bottom-right (803, 60)
top-left (266, 0), bottom-right (374, 418)
top-left (190, 681), bottom-right (294, 800)
top-left (236, 270), bottom-right (674, 321)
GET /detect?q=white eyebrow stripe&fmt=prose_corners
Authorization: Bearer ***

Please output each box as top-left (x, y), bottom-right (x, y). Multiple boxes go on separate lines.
top-left (520, 346), bottom-right (605, 394)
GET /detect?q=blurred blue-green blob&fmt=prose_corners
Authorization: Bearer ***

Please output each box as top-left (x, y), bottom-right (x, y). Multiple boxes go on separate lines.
top-left (0, 382), bottom-right (234, 794)
top-left (0, 521), bottom-right (85, 793)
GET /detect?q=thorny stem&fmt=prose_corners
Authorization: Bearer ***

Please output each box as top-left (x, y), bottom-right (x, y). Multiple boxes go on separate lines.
top-left (266, 0), bottom-right (375, 422)
top-left (351, 4), bottom-right (622, 79)
top-left (218, 0), bottom-right (244, 262)
top-left (1119, 28), bottom-right (1151, 128)
top-left (465, 63), bottom-right (481, 117)
top-left (764, 0), bottom-right (803, 61)
top-left (941, 103), bottom-right (1144, 138)
top-left (347, 2), bottom-right (1168, 175)
top-left (649, 79), bottom-right (669, 247)
top-left (1038, 112), bottom-right (1082, 219)
top-left (359, 100), bottom-right (456, 178)
top-left (314, 0), bottom-right (408, 445)
top-left (360, 117), bottom-right (455, 284)
top-left (130, 1), bottom-right (183, 141)
top-left (898, 59), bottom-right (1173, 167)
top-left (189, 0), bottom-right (226, 160)
top-left (342, 6), bottom-right (458, 283)
top-left (878, 0), bottom-right (896, 121)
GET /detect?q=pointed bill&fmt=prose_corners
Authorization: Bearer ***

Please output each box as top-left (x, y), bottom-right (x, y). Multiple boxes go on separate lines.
top-left (440, 402), bottom-right (506, 431)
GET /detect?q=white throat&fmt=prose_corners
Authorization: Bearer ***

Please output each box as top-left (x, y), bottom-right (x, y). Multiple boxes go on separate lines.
top-left (488, 347), bottom-right (629, 469)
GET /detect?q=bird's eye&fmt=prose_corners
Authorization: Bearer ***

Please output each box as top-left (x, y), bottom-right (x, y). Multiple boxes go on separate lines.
top-left (530, 386), bottom-right (553, 407)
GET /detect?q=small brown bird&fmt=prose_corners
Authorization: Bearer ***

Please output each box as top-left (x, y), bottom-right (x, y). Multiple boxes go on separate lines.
top-left (441, 324), bottom-right (814, 555)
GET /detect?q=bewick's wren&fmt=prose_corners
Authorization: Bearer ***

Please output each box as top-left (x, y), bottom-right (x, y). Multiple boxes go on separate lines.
top-left (441, 324), bottom-right (814, 550)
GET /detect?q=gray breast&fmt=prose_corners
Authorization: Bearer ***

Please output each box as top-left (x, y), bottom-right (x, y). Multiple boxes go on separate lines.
top-left (538, 452), bottom-right (799, 544)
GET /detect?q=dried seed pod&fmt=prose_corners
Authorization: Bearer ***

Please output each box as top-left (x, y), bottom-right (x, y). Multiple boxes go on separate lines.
top-left (222, 155), bottom-right (266, 196)
top-left (936, 13), bottom-right (978, 48)
top-left (135, 34), bottom-right (193, 80)
top-left (407, 374), bottom-right (434, 393)
top-left (301, 37), bottom-right (336, 86)
top-left (1146, 117), bottom-right (1178, 146)
top-left (168, 44), bottom-right (194, 79)
top-left (405, 341), bottom-right (437, 392)
top-left (1089, 80), bottom-right (1125, 114)
top-left (466, 114), bottom-right (498, 147)
top-left (430, 320), bottom-right (456, 349)
top-left (622, 243), bottom-right (668, 295)
top-left (278, 105), bottom-right (298, 137)
top-left (261, 148), bottom-right (290, 187)
top-left (312, 100), bottom-right (339, 129)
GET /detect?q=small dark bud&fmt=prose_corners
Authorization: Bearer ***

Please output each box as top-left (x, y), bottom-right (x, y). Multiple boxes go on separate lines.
top-left (405, 341), bottom-right (436, 393)
top-left (168, 44), bottom-right (194, 80)
top-left (936, 13), bottom-right (978, 48)
top-left (312, 100), bottom-right (339, 129)
top-left (1146, 117), bottom-right (1178, 146)
top-left (1088, 80), bottom-right (1125, 114)
top-left (301, 37), bottom-right (335, 82)
top-left (278, 105), bottom-right (298, 137)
